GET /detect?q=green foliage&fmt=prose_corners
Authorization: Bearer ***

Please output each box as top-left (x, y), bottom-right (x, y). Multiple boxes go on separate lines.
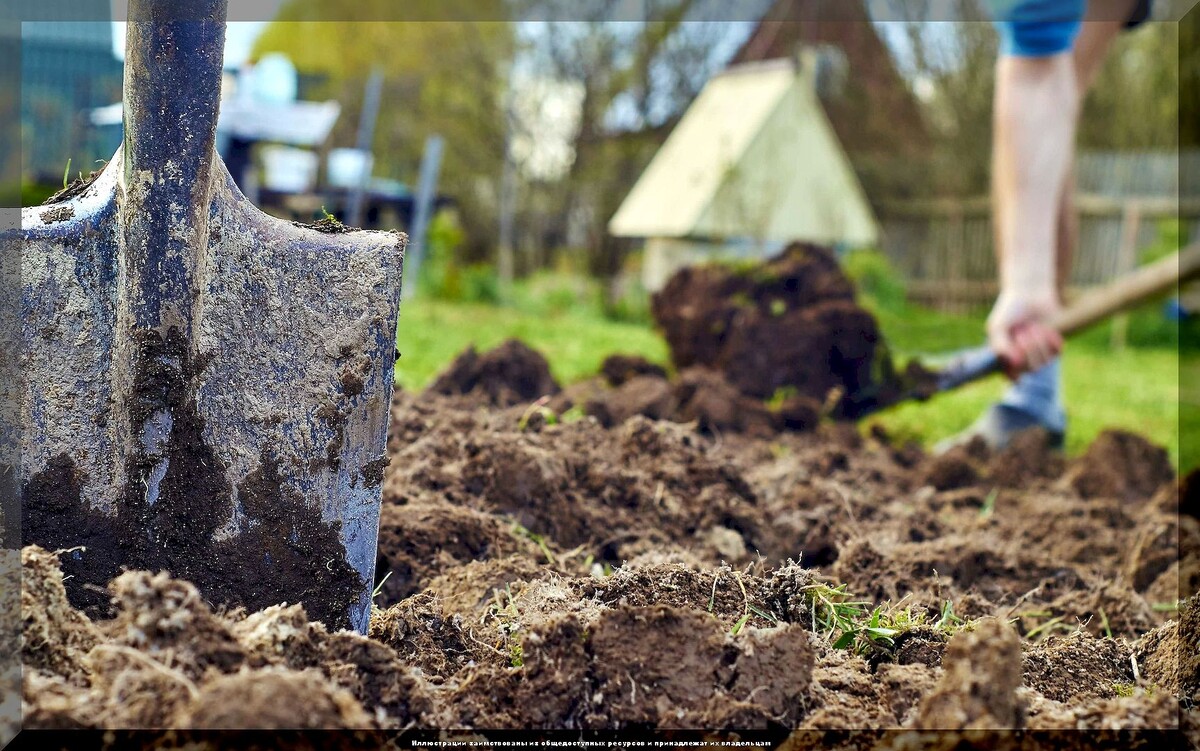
top-left (843, 249), bottom-right (908, 315)
top-left (508, 271), bottom-right (604, 318)
top-left (418, 211), bottom-right (502, 304)
top-left (766, 386), bottom-right (799, 412)
top-left (394, 297), bottom-right (669, 391)
top-left (21, 182), bottom-right (59, 207)
top-left (798, 581), bottom-right (897, 655)
top-left (486, 582), bottom-right (526, 668)
top-left (254, 8), bottom-right (514, 258)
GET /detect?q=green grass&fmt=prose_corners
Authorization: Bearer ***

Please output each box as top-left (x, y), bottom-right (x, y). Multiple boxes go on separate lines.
top-left (395, 294), bottom-right (1193, 470)
top-left (394, 298), bottom-right (669, 390)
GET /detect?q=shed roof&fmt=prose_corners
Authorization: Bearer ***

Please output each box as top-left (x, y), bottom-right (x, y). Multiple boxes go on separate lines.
top-left (608, 55), bottom-right (878, 246)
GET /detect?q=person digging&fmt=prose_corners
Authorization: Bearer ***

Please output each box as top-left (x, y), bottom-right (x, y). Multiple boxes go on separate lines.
top-left (943, 0), bottom-right (1154, 451)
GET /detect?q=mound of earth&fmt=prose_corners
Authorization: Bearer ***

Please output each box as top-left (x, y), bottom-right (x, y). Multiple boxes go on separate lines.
top-left (651, 243), bottom-right (931, 418)
top-left (427, 338), bottom-right (560, 406)
top-left (17, 388), bottom-right (1192, 738)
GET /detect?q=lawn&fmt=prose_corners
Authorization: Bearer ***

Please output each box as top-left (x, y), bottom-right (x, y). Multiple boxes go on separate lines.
top-left (395, 295), bottom-right (1194, 471)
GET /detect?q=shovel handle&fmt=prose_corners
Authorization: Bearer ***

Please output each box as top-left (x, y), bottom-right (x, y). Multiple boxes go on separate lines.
top-left (1051, 242), bottom-right (1200, 336)
top-left (932, 243), bottom-right (1200, 396)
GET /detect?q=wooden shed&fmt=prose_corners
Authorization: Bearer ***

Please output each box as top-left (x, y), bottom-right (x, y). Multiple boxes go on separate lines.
top-left (608, 52), bottom-right (879, 291)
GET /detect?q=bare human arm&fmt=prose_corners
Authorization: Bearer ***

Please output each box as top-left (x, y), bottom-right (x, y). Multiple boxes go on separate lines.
top-left (988, 0), bottom-right (1135, 376)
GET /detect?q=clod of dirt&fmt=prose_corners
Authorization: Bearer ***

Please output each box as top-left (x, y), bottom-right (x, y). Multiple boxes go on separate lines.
top-left (585, 375), bottom-right (675, 427)
top-left (759, 561), bottom-right (820, 623)
top-left (107, 570), bottom-right (246, 679)
top-left (370, 592), bottom-right (494, 680)
top-left (673, 367), bottom-right (779, 437)
top-left (877, 662), bottom-right (942, 726)
top-left (1065, 429), bottom-right (1174, 502)
top-left (988, 429), bottom-right (1065, 488)
top-left (230, 603), bottom-right (326, 671)
top-left (1134, 596), bottom-right (1199, 703)
top-left (320, 630), bottom-right (436, 724)
top-left (651, 243), bottom-right (913, 418)
top-left (1022, 634), bottom-right (1134, 704)
top-left (915, 618), bottom-right (1025, 730)
top-left (919, 446), bottom-right (981, 491)
top-left (177, 667), bottom-right (371, 729)
top-left (585, 605), bottom-right (812, 728)
top-left (20, 546), bottom-right (100, 681)
top-left (1124, 518), bottom-right (1179, 593)
top-left (375, 499), bottom-right (532, 602)
top-left (800, 649), bottom-right (895, 729)
top-left (600, 354), bottom-right (668, 386)
top-left (428, 339), bottom-right (560, 406)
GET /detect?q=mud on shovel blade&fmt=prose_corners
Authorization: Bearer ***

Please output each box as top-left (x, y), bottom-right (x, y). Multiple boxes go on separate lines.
top-left (9, 0), bottom-right (404, 633)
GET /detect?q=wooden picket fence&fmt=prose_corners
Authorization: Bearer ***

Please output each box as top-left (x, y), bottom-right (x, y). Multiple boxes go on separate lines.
top-left (878, 194), bottom-right (1200, 318)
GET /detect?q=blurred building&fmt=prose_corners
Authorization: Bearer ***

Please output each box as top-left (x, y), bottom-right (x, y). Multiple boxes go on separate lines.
top-left (730, 0), bottom-right (931, 198)
top-left (609, 0), bottom-right (929, 291)
top-left (610, 52), bottom-right (880, 291)
top-left (21, 5), bottom-right (123, 183)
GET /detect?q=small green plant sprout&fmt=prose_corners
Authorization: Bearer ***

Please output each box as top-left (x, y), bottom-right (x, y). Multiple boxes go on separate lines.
top-left (767, 386), bottom-right (799, 412)
top-left (1112, 682), bottom-right (1136, 698)
top-left (559, 405), bottom-right (586, 423)
top-left (1151, 601), bottom-right (1180, 613)
top-left (485, 583), bottom-right (526, 668)
top-left (371, 570), bottom-right (392, 603)
top-left (310, 206), bottom-right (348, 233)
top-left (62, 157), bottom-right (72, 189)
top-left (510, 521), bottom-right (556, 565)
top-left (517, 396), bottom-right (557, 431)
top-left (934, 600), bottom-right (965, 635)
top-left (798, 581), bottom-right (889, 654)
top-left (980, 488), bottom-right (999, 518)
top-left (1098, 608), bottom-right (1113, 639)
top-left (1023, 614), bottom-right (1078, 641)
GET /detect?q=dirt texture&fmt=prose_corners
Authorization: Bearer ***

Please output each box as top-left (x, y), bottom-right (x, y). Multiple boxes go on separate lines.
top-left (651, 244), bottom-right (932, 418)
top-left (428, 338), bottom-right (560, 407)
top-left (19, 374), bottom-right (1193, 735)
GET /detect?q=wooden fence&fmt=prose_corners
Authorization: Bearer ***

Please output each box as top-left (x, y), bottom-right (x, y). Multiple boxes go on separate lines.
top-left (878, 194), bottom-right (1200, 315)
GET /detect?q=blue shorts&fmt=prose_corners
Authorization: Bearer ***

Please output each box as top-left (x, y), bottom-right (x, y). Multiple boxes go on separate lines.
top-left (988, 0), bottom-right (1152, 57)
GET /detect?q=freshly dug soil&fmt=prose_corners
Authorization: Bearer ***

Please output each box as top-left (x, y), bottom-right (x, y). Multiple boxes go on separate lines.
top-left (19, 383), bottom-right (1192, 736)
top-left (427, 338), bottom-right (560, 407)
top-left (651, 244), bottom-right (932, 418)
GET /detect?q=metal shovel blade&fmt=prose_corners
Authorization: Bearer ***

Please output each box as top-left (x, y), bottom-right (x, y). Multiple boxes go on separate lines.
top-left (7, 1), bottom-right (404, 632)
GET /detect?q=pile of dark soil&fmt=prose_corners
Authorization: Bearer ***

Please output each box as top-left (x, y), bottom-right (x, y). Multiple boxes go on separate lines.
top-left (426, 339), bottom-right (814, 438)
top-left (425, 245), bottom-right (933, 436)
top-left (651, 243), bottom-right (931, 419)
top-left (427, 338), bottom-right (560, 407)
top-left (20, 385), bottom-right (1196, 739)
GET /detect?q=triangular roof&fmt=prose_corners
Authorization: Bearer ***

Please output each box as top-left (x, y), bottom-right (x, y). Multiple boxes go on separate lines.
top-left (609, 56), bottom-right (878, 246)
top-left (731, 0), bottom-right (930, 157)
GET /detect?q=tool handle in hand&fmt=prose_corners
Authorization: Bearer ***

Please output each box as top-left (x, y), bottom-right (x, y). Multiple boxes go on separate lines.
top-left (931, 244), bottom-right (1200, 396)
top-left (1051, 242), bottom-right (1200, 336)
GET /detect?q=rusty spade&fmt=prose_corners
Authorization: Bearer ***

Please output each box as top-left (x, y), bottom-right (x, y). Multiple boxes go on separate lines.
top-left (8, 0), bottom-right (404, 632)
